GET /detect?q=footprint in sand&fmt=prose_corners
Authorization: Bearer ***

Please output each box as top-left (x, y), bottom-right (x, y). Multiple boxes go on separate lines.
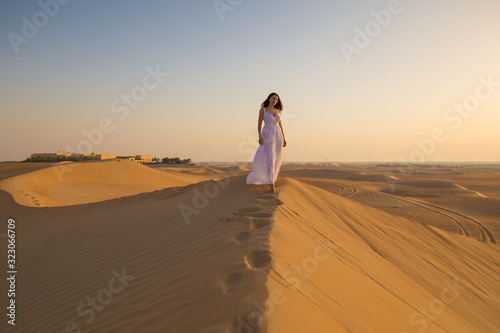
top-left (226, 308), bottom-right (264, 333)
top-left (236, 207), bottom-right (261, 213)
top-left (221, 272), bottom-right (244, 294)
top-left (257, 197), bottom-right (283, 207)
top-left (231, 205), bottom-right (275, 231)
top-left (219, 213), bottom-right (239, 223)
top-left (254, 192), bottom-right (284, 210)
top-left (234, 207), bottom-right (273, 219)
top-left (219, 213), bottom-right (252, 225)
top-left (256, 193), bottom-right (277, 199)
top-left (224, 201), bottom-right (276, 332)
top-left (249, 218), bottom-right (271, 230)
top-left (235, 231), bottom-right (250, 244)
top-left (244, 250), bottom-right (272, 271)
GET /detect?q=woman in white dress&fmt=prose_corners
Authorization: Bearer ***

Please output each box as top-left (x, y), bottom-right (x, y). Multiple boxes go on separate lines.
top-left (246, 92), bottom-right (287, 194)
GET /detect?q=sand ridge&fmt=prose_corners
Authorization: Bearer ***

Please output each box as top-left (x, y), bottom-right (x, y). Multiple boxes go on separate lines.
top-left (0, 162), bottom-right (498, 332)
top-left (0, 160), bottom-right (214, 207)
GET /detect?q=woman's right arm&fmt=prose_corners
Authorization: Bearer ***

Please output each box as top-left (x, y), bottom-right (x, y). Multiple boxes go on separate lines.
top-left (257, 108), bottom-right (264, 138)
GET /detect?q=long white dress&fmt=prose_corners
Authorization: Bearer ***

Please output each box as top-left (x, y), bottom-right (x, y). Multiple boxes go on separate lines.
top-left (246, 108), bottom-right (284, 185)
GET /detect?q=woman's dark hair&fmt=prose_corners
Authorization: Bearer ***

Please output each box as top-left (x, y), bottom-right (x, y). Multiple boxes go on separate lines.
top-left (261, 92), bottom-right (283, 111)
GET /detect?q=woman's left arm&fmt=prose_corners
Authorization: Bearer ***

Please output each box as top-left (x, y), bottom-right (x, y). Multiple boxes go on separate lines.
top-left (278, 118), bottom-right (287, 147)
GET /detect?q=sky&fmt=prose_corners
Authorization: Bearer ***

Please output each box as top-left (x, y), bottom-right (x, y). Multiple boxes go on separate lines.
top-left (1, 0), bottom-right (499, 162)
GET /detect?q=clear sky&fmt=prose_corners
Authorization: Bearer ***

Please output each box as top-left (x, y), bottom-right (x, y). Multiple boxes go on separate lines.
top-left (1, 0), bottom-right (499, 162)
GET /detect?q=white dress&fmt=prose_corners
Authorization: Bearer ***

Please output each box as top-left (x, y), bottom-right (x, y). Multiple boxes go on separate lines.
top-left (246, 108), bottom-right (284, 185)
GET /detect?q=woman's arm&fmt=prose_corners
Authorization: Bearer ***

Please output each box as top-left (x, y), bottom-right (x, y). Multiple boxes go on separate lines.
top-left (278, 112), bottom-right (287, 147)
top-left (278, 120), bottom-right (286, 140)
top-left (258, 108), bottom-right (264, 144)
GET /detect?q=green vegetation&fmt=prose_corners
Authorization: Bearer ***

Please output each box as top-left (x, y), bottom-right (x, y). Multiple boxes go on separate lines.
top-left (161, 157), bottom-right (191, 164)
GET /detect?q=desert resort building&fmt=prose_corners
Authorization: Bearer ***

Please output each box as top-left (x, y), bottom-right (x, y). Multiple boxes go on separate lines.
top-left (30, 152), bottom-right (153, 163)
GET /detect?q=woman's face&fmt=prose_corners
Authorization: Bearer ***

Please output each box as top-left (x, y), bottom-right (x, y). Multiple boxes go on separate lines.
top-left (270, 95), bottom-right (279, 106)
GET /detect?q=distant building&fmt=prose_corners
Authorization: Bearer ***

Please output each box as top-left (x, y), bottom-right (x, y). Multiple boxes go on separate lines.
top-left (116, 155), bottom-right (153, 163)
top-left (96, 154), bottom-right (117, 160)
top-left (31, 152), bottom-right (116, 160)
top-left (31, 153), bottom-right (72, 159)
top-left (30, 152), bottom-right (152, 163)
top-left (135, 155), bottom-right (153, 163)
top-left (116, 156), bottom-right (136, 161)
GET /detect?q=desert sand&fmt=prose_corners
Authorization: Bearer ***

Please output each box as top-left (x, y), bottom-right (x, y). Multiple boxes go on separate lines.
top-left (0, 160), bottom-right (499, 332)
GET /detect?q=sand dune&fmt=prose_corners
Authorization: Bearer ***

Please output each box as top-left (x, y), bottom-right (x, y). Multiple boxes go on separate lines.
top-left (153, 164), bottom-right (223, 174)
top-left (290, 169), bottom-right (500, 244)
top-left (0, 162), bottom-right (498, 332)
top-left (283, 168), bottom-right (369, 181)
top-left (218, 165), bottom-right (250, 173)
top-left (0, 161), bottom-right (53, 180)
top-left (403, 180), bottom-right (463, 188)
top-left (0, 160), bottom-right (212, 207)
top-left (266, 177), bottom-right (499, 332)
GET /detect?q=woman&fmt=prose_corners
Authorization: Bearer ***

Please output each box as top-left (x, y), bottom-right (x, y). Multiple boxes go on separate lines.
top-left (246, 92), bottom-right (287, 194)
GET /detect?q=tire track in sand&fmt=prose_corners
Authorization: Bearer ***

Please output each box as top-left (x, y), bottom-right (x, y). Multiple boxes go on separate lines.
top-left (295, 177), bottom-right (495, 244)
